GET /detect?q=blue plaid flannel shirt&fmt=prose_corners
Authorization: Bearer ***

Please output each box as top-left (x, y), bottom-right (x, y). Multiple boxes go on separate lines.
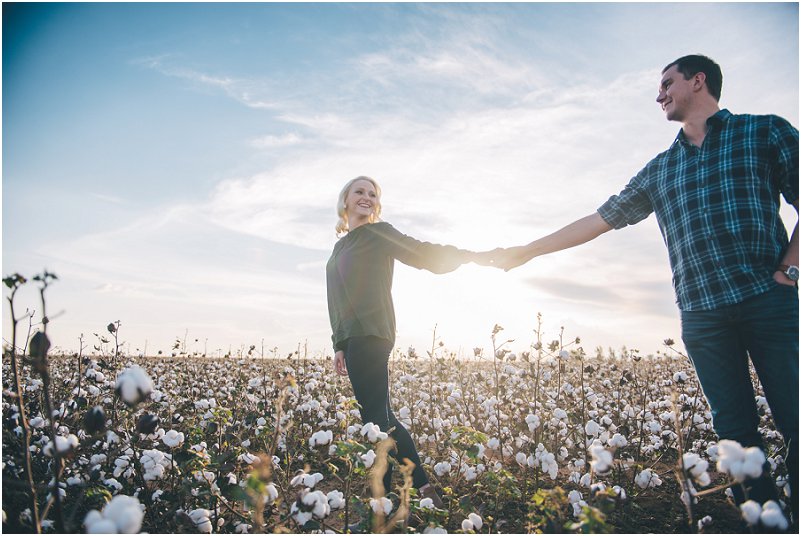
top-left (598, 109), bottom-right (799, 311)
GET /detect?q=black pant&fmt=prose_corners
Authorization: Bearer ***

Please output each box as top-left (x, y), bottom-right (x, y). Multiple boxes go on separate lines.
top-left (344, 336), bottom-right (429, 491)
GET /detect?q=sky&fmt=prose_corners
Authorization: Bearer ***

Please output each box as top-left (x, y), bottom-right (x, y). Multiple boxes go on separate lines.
top-left (3, 2), bottom-right (799, 359)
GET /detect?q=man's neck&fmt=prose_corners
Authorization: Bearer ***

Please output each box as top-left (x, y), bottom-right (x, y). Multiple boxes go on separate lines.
top-left (681, 104), bottom-right (721, 147)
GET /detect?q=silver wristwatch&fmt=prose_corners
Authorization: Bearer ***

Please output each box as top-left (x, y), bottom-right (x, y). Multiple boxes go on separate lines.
top-left (779, 264), bottom-right (799, 282)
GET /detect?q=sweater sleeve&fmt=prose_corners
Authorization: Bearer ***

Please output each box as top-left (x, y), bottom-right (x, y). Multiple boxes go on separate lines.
top-left (368, 222), bottom-right (471, 274)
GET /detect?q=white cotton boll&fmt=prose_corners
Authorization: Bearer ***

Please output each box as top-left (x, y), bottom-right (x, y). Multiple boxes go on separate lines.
top-left (162, 430), bottom-right (185, 448)
top-left (327, 490), bottom-right (345, 510)
top-left (467, 513), bottom-right (483, 530)
top-left (434, 461), bottom-right (451, 476)
top-left (740, 500), bottom-right (762, 526)
top-left (580, 472), bottom-right (592, 487)
top-left (370, 497), bottom-right (392, 515)
top-left (608, 433), bottom-right (627, 448)
top-left (673, 371), bottom-right (688, 383)
top-left (589, 444), bottom-right (613, 474)
top-left (515, 452), bottom-right (527, 466)
top-left (86, 518), bottom-right (118, 534)
top-left (357, 449), bottom-right (374, 468)
top-left (553, 408), bottom-right (567, 420)
top-left (302, 490), bottom-right (330, 519)
top-left (239, 452), bottom-right (260, 465)
top-left (302, 472), bottom-right (324, 488)
top-left (461, 519), bottom-right (475, 532)
top-left (525, 414), bottom-right (540, 431)
top-left (659, 411), bottom-right (675, 422)
top-left (760, 500), bottom-right (788, 530)
top-left (44, 434), bottom-right (79, 457)
top-left (98, 495), bottom-right (144, 534)
top-left (567, 490), bottom-right (583, 504)
top-left (291, 504), bottom-right (312, 526)
top-left (189, 509), bottom-right (213, 533)
top-left (682, 453), bottom-right (711, 487)
top-left (697, 515), bottom-right (712, 531)
top-left (309, 430), bottom-right (333, 448)
top-left (361, 422), bottom-right (388, 443)
top-left (635, 469), bottom-right (663, 489)
top-left (265, 483), bottom-right (278, 504)
top-left (742, 447), bottom-right (766, 479)
top-left (717, 440), bottom-right (765, 482)
top-left (487, 437), bottom-right (500, 450)
top-left (584, 420), bottom-right (600, 437)
top-left (419, 497), bottom-right (435, 509)
top-left (30, 416), bottom-right (46, 429)
top-left (115, 366), bottom-right (153, 406)
top-left (464, 466), bottom-right (478, 481)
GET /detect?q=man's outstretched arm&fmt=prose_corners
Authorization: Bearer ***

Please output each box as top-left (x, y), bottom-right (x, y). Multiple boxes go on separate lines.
top-left (479, 212), bottom-right (613, 271)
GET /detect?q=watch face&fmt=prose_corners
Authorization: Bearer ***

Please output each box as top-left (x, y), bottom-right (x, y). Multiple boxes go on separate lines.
top-left (787, 267), bottom-right (800, 281)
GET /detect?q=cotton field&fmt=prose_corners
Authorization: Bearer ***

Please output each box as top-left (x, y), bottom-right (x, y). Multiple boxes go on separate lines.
top-left (2, 281), bottom-right (792, 533)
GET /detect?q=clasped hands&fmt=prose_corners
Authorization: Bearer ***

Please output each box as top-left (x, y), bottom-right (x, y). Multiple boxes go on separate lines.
top-left (468, 245), bottom-right (535, 271)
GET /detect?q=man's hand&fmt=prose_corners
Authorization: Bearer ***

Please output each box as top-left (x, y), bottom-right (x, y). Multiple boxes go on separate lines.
top-left (773, 270), bottom-right (797, 287)
top-left (333, 350), bottom-right (348, 376)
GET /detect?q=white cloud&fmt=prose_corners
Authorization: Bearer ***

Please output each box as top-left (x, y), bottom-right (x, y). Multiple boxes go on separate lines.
top-left (249, 133), bottom-right (304, 149)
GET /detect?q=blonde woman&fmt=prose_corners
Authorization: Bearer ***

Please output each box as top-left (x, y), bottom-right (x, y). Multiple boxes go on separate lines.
top-left (326, 176), bottom-right (475, 507)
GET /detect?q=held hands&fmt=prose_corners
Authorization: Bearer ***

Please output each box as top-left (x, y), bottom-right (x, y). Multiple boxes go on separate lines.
top-left (469, 246), bottom-right (535, 271)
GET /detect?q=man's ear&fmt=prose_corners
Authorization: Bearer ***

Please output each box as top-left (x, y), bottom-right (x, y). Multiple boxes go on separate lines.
top-left (692, 72), bottom-right (707, 93)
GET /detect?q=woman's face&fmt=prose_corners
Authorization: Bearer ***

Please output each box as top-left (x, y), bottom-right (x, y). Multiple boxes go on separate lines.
top-left (345, 179), bottom-right (379, 224)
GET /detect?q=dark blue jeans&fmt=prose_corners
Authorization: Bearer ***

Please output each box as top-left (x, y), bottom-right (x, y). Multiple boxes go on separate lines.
top-left (681, 284), bottom-right (798, 513)
top-left (344, 336), bottom-right (429, 492)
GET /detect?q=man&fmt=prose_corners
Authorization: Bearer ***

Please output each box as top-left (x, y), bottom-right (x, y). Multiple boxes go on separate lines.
top-left (487, 55), bottom-right (798, 524)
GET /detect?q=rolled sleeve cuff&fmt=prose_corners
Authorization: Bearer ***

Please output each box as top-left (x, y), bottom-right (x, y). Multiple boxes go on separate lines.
top-left (597, 199), bottom-right (629, 230)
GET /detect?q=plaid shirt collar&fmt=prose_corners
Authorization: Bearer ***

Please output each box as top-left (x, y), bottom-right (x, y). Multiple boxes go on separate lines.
top-left (673, 108), bottom-right (732, 148)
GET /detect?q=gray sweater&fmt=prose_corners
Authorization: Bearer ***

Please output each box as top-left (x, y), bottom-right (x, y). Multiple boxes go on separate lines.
top-left (326, 222), bottom-right (470, 352)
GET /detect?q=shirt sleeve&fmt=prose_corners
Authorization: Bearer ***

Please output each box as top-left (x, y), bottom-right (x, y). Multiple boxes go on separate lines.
top-left (597, 167), bottom-right (654, 230)
top-left (368, 222), bottom-right (471, 274)
top-left (769, 115), bottom-right (799, 206)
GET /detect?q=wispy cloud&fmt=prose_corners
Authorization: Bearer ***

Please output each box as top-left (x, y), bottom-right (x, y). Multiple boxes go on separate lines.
top-left (249, 133), bottom-right (304, 149)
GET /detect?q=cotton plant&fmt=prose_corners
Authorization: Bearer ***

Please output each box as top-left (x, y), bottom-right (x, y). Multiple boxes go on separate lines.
top-left (308, 429), bottom-right (333, 448)
top-left (682, 452), bottom-right (711, 487)
top-left (461, 512), bottom-right (483, 532)
top-left (740, 500), bottom-right (789, 531)
top-left (360, 422), bottom-right (388, 443)
top-left (589, 442), bottom-right (613, 475)
top-left (634, 468), bottom-right (663, 489)
top-left (187, 508), bottom-right (213, 533)
top-left (370, 496), bottom-right (393, 516)
top-left (43, 434), bottom-right (78, 457)
top-left (83, 495), bottom-right (145, 534)
top-left (114, 366), bottom-right (153, 407)
top-left (290, 470), bottom-right (324, 489)
top-left (291, 489), bottom-right (332, 526)
top-left (715, 439), bottom-right (765, 482)
top-left (161, 429), bottom-right (184, 448)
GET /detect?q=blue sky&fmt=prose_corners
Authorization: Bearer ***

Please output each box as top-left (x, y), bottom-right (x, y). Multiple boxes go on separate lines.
top-left (3, 3), bottom-right (798, 358)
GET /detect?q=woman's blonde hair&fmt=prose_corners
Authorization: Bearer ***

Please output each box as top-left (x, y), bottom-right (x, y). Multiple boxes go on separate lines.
top-left (335, 176), bottom-right (382, 235)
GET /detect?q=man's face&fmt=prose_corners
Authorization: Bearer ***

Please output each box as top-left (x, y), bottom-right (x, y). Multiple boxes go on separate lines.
top-left (656, 65), bottom-right (694, 122)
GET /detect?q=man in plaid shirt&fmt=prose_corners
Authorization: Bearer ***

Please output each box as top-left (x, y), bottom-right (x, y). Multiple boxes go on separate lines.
top-left (486, 55), bottom-right (798, 524)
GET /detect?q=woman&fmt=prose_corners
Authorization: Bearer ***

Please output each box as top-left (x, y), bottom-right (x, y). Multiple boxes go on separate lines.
top-left (326, 176), bottom-right (475, 507)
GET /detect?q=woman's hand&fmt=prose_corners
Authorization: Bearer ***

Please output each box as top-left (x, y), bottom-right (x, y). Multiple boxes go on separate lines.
top-left (334, 350), bottom-right (348, 376)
